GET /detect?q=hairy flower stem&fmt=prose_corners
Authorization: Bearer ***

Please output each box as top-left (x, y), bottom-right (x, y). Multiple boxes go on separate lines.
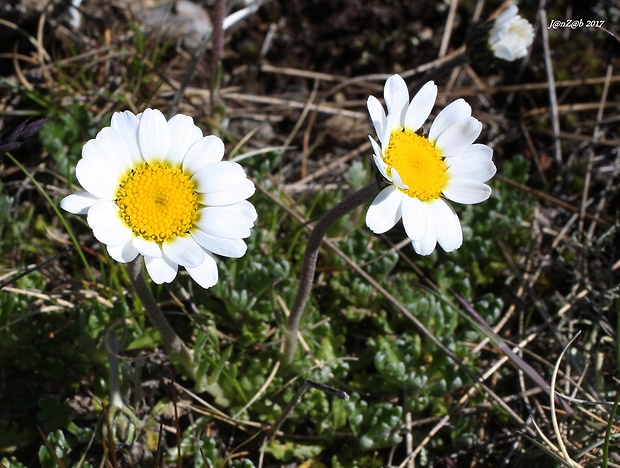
top-left (209, 0), bottom-right (226, 120)
top-left (281, 180), bottom-right (381, 367)
top-left (127, 258), bottom-right (196, 381)
top-left (107, 333), bottom-right (123, 409)
top-left (210, 0), bottom-right (226, 75)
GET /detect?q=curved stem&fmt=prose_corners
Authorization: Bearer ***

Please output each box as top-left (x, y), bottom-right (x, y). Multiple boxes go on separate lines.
top-left (281, 180), bottom-right (381, 367)
top-left (127, 258), bottom-right (196, 380)
top-left (107, 332), bottom-right (123, 409)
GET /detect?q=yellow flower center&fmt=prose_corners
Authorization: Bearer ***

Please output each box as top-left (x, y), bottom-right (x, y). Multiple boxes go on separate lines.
top-left (115, 163), bottom-right (199, 243)
top-left (384, 129), bottom-right (449, 201)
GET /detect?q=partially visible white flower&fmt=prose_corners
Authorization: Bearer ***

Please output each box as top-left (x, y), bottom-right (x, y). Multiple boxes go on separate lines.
top-left (488, 4), bottom-right (534, 61)
top-left (365, 75), bottom-right (496, 255)
top-left (68, 0), bottom-right (83, 30)
top-left (61, 109), bottom-right (257, 288)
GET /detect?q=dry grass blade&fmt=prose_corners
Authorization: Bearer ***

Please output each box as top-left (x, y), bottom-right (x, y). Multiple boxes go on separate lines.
top-left (456, 293), bottom-right (574, 415)
top-left (168, 370), bottom-right (183, 468)
top-left (438, 0), bottom-right (459, 58)
top-left (233, 360), bottom-right (281, 419)
top-left (549, 332), bottom-right (583, 467)
top-left (265, 379), bottom-right (349, 443)
top-left (539, 9), bottom-right (562, 164)
top-left (37, 426), bottom-right (66, 468)
top-left (522, 423), bottom-right (574, 467)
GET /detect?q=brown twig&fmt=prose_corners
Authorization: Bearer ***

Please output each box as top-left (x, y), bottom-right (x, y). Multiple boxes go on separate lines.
top-left (265, 379), bottom-right (349, 443)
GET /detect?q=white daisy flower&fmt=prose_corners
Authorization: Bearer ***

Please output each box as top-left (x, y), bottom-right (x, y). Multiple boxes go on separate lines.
top-left (365, 75), bottom-right (496, 256)
top-left (488, 4), bottom-right (534, 61)
top-left (61, 109), bottom-right (257, 288)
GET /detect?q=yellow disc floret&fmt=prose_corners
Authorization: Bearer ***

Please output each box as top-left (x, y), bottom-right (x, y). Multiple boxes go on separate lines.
top-left (384, 129), bottom-right (449, 201)
top-left (115, 163), bottom-right (199, 243)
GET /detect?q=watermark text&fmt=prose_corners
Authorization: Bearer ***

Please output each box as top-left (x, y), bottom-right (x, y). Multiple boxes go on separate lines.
top-left (548, 19), bottom-right (605, 29)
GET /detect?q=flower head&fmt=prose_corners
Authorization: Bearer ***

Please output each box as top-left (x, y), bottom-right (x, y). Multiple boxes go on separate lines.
top-left (365, 75), bottom-right (496, 255)
top-left (61, 109), bottom-right (257, 288)
top-left (488, 4), bottom-right (534, 61)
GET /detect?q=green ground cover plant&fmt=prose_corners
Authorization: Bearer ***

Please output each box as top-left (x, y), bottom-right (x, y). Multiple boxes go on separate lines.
top-left (0, 0), bottom-right (618, 466)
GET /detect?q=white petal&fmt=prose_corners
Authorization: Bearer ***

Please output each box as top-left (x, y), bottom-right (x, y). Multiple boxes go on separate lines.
top-left (404, 81), bottom-right (437, 131)
top-left (166, 114), bottom-right (203, 165)
top-left (107, 241), bottom-right (140, 263)
top-left (432, 199), bottom-right (463, 252)
top-left (145, 254), bottom-right (178, 284)
top-left (185, 251), bottom-right (218, 289)
top-left (447, 158), bottom-right (497, 183)
top-left (132, 236), bottom-right (162, 258)
top-left (493, 44), bottom-right (515, 61)
top-left (111, 111), bottom-right (142, 163)
top-left (191, 230), bottom-right (248, 258)
top-left (411, 204), bottom-right (437, 255)
top-left (237, 199), bottom-right (259, 222)
top-left (183, 135), bottom-right (225, 175)
top-left (495, 4), bottom-right (518, 25)
top-left (372, 152), bottom-right (391, 182)
top-left (87, 200), bottom-right (133, 246)
top-left (444, 143), bottom-right (493, 165)
top-left (75, 155), bottom-right (123, 200)
top-left (443, 179), bottom-right (492, 204)
top-left (203, 179), bottom-right (256, 206)
top-left (162, 236), bottom-right (205, 268)
top-left (365, 185), bottom-right (403, 234)
top-left (192, 161), bottom-right (247, 193)
top-left (241, 199), bottom-right (259, 220)
top-left (196, 203), bottom-right (256, 239)
top-left (369, 136), bottom-right (383, 159)
top-left (367, 95), bottom-right (386, 143)
top-left (381, 121), bottom-right (392, 149)
top-left (401, 196), bottom-right (427, 241)
top-left (390, 167), bottom-right (408, 190)
top-left (138, 109), bottom-right (170, 161)
top-left (435, 117), bottom-right (482, 156)
top-left (60, 192), bottom-right (98, 215)
top-left (386, 111), bottom-right (403, 138)
top-left (428, 99), bottom-right (471, 142)
top-left (384, 74), bottom-right (409, 122)
top-left (83, 127), bottom-right (132, 170)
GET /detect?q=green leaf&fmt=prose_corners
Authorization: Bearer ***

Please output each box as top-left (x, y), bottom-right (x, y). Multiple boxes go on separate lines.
top-left (126, 328), bottom-right (162, 350)
top-left (263, 440), bottom-right (323, 461)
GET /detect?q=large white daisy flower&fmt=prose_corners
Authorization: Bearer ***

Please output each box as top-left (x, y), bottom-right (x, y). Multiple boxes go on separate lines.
top-left (61, 109), bottom-right (257, 288)
top-left (365, 75), bottom-right (496, 256)
top-left (488, 4), bottom-right (534, 61)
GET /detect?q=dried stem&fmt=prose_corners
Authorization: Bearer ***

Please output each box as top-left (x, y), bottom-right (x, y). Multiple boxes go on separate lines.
top-left (409, 51), bottom-right (469, 96)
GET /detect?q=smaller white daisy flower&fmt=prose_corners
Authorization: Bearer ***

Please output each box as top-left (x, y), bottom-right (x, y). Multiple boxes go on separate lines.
top-left (365, 75), bottom-right (496, 256)
top-left (488, 4), bottom-right (534, 61)
top-left (61, 109), bottom-right (257, 288)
